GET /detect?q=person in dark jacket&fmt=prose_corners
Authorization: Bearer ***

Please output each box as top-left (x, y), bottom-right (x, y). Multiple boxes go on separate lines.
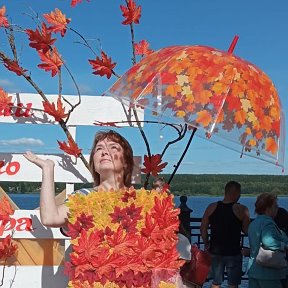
top-left (274, 206), bottom-right (288, 236)
top-left (200, 181), bottom-right (250, 288)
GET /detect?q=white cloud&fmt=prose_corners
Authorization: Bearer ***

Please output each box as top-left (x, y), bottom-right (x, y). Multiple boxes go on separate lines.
top-left (0, 138), bottom-right (44, 146)
top-left (0, 79), bottom-right (15, 88)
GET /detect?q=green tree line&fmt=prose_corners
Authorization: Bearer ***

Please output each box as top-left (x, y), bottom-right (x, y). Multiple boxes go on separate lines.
top-left (1, 174), bottom-right (288, 196)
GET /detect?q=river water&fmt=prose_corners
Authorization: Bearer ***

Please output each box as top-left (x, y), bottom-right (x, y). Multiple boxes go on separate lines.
top-left (9, 194), bottom-right (288, 288)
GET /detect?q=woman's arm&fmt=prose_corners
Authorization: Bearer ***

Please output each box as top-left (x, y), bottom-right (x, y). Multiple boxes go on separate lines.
top-left (24, 151), bottom-right (69, 227)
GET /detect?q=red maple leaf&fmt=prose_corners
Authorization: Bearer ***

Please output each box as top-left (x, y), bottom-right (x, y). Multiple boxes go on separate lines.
top-left (0, 235), bottom-right (18, 260)
top-left (70, 0), bottom-right (90, 7)
top-left (67, 213), bottom-right (94, 239)
top-left (57, 137), bottom-right (82, 157)
top-left (0, 5), bottom-right (9, 27)
top-left (141, 154), bottom-right (168, 177)
top-left (26, 23), bottom-right (56, 53)
top-left (0, 196), bottom-right (14, 222)
top-left (43, 8), bottom-right (71, 37)
top-left (42, 96), bottom-right (68, 122)
top-left (88, 51), bottom-right (116, 79)
top-left (120, 0), bottom-right (141, 25)
top-left (134, 40), bottom-right (153, 56)
top-left (3, 59), bottom-right (27, 76)
top-left (121, 188), bottom-right (136, 202)
top-left (67, 221), bottom-right (82, 239)
top-left (38, 47), bottom-right (63, 77)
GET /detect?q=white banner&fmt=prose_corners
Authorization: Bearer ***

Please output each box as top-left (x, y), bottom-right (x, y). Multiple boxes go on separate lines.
top-left (0, 153), bottom-right (141, 183)
top-left (0, 210), bottom-right (68, 239)
top-left (1, 93), bottom-right (144, 126)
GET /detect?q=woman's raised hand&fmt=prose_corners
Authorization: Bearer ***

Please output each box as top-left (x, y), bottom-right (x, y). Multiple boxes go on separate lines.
top-left (24, 151), bottom-right (55, 170)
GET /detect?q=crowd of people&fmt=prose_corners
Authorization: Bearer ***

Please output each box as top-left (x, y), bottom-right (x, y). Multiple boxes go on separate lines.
top-left (24, 130), bottom-right (288, 288)
top-left (198, 181), bottom-right (288, 288)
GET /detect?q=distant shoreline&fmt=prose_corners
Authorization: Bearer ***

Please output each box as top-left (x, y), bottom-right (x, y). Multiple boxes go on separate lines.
top-left (6, 192), bottom-right (288, 197)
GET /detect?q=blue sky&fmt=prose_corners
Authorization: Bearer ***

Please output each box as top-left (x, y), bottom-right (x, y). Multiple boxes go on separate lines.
top-left (0, 0), bottom-right (288, 175)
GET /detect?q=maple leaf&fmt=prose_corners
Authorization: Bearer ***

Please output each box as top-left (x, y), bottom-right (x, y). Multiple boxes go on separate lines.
top-left (134, 40), bottom-right (153, 56)
top-left (0, 5), bottom-right (9, 27)
top-left (106, 226), bottom-right (135, 255)
top-left (67, 221), bottom-right (82, 239)
top-left (58, 137), bottom-right (82, 157)
top-left (70, 0), bottom-right (90, 7)
top-left (120, 0), bottom-right (141, 25)
top-left (88, 51), bottom-right (116, 79)
top-left (0, 87), bottom-right (12, 107)
top-left (42, 96), bottom-right (68, 122)
top-left (3, 59), bottom-right (27, 76)
top-left (38, 47), bottom-right (63, 77)
top-left (265, 137), bottom-right (278, 155)
top-left (26, 23), bottom-right (56, 53)
top-left (141, 154), bottom-right (168, 177)
top-left (0, 235), bottom-right (18, 260)
top-left (77, 213), bottom-right (94, 230)
top-left (67, 213), bottom-right (94, 239)
top-left (43, 8), bottom-right (71, 37)
top-left (0, 196), bottom-right (14, 222)
top-left (196, 110), bottom-right (212, 127)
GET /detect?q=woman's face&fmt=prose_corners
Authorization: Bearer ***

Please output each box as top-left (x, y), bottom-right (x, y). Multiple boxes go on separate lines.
top-left (93, 138), bottom-right (126, 175)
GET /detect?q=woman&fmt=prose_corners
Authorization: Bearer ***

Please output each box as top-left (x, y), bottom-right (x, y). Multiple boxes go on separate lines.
top-left (24, 130), bottom-right (134, 228)
top-left (247, 193), bottom-right (288, 288)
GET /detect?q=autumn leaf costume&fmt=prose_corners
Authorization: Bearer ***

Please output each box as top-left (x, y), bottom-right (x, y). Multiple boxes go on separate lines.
top-left (64, 187), bottom-right (184, 288)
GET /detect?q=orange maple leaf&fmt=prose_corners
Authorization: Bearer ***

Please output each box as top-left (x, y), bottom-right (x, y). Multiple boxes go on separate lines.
top-left (43, 96), bottom-right (68, 122)
top-left (234, 110), bottom-right (247, 126)
top-left (0, 88), bottom-right (12, 106)
top-left (0, 88), bottom-right (12, 116)
top-left (26, 23), bottom-right (56, 53)
top-left (58, 137), bottom-right (82, 157)
top-left (196, 110), bottom-right (212, 127)
top-left (141, 154), bottom-right (167, 177)
top-left (89, 51), bottom-right (116, 79)
top-left (134, 40), bottom-right (153, 56)
top-left (265, 137), bottom-right (278, 155)
top-left (120, 0), bottom-right (141, 25)
top-left (38, 47), bottom-right (63, 77)
top-left (0, 196), bottom-right (14, 221)
top-left (43, 8), bottom-right (71, 37)
top-left (3, 59), bottom-right (27, 76)
top-left (0, 5), bottom-right (9, 27)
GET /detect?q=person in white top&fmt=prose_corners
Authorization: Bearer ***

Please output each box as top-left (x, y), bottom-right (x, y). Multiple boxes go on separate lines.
top-left (24, 130), bottom-right (134, 228)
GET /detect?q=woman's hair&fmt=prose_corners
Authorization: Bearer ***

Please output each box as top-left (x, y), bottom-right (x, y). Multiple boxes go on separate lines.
top-left (89, 130), bottom-right (134, 187)
top-left (255, 193), bottom-right (277, 215)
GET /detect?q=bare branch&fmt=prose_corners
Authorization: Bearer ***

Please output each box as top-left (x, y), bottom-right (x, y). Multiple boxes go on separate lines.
top-left (69, 27), bottom-right (98, 56)
top-left (5, 26), bottom-right (17, 61)
top-left (168, 127), bottom-right (197, 184)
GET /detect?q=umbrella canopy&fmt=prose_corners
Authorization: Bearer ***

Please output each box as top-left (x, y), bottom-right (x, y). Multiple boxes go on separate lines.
top-left (105, 45), bottom-right (285, 167)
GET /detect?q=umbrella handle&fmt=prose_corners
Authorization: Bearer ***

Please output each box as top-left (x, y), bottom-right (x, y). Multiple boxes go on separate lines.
top-left (228, 35), bottom-right (239, 54)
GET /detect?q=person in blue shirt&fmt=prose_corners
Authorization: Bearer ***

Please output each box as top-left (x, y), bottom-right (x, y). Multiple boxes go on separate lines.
top-left (247, 193), bottom-right (288, 288)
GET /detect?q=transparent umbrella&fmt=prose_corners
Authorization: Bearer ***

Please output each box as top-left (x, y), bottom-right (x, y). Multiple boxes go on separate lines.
top-left (105, 37), bottom-right (285, 170)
